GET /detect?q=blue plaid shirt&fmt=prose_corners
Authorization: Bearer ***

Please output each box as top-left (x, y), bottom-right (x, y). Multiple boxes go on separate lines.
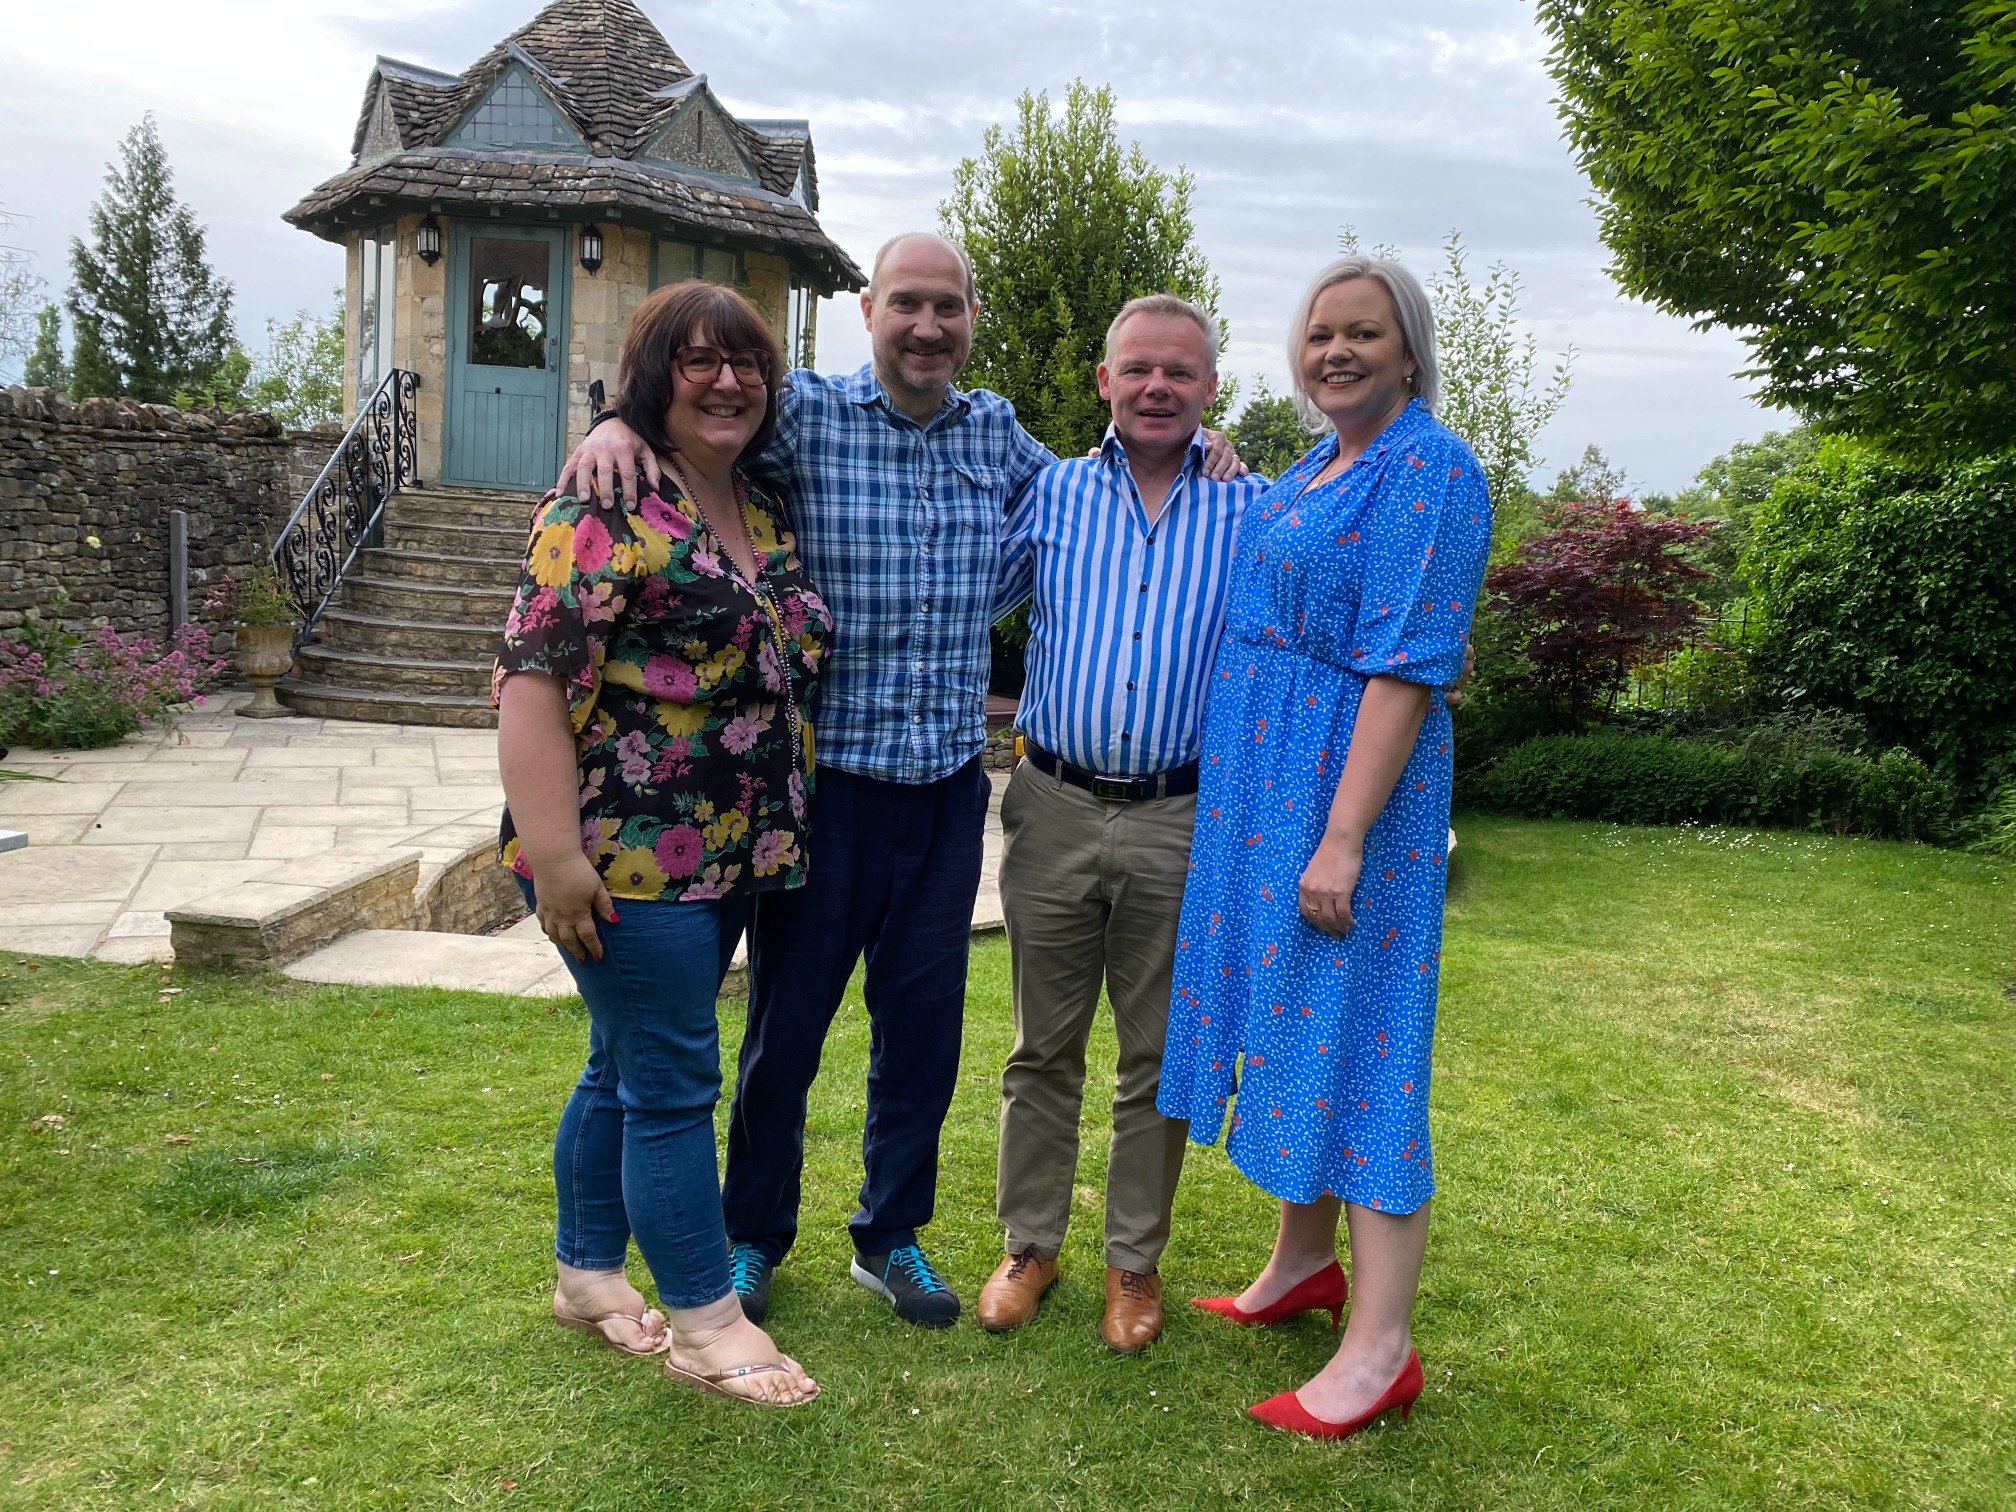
top-left (747, 365), bottom-right (1054, 784)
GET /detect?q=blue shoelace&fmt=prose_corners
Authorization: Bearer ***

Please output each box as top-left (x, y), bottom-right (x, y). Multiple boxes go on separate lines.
top-left (728, 1244), bottom-right (767, 1294)
top-left (886, 1245), bottom-right (948, 1294)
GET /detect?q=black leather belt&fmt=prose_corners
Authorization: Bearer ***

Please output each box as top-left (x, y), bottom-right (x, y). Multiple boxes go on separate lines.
top-left (1024, 741), bottom-right (1199, 802)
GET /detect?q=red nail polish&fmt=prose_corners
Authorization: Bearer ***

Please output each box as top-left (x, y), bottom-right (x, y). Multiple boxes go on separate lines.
top-left (609, 909), bottom-right (620, 922)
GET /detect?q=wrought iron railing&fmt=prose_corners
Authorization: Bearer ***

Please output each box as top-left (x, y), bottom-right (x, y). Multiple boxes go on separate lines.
top-left (270, 368), bottom-right (421, 650)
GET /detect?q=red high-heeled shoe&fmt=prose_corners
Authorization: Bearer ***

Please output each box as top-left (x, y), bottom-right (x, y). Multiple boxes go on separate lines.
top-left (1248, 1348), bottom-right (1424, 1441)
top-left (1189, 1260), bottom-right (1347, 1332)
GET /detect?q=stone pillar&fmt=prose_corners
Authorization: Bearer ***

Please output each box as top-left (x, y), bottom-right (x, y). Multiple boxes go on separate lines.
top-left (565, 225), bottom-right (651, 451)
top-left (389, 211), bottom-right (448, 486)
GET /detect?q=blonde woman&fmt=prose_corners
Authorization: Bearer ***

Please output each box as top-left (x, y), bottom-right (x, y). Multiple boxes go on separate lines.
top-left (1160, 257), bottom-right (1492, 1439)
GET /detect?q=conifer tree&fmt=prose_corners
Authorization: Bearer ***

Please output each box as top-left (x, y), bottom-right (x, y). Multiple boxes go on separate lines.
top-left (23, 304), bottom-right (69, 392)
top-left (67, 116), bottom-right (235, 402)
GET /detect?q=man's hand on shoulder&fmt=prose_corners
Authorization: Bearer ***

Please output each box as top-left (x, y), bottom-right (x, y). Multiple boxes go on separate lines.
top-left (1200, 429), bottom-right (1249, 482)
top-left (556, 417), bottom-right (659, 512)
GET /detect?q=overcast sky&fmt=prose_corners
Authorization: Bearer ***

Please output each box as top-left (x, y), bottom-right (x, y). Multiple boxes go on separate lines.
top-left (1, 0), bottom-right (1786, 492)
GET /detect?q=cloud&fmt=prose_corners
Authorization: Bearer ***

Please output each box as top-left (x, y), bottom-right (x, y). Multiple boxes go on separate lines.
top-left (0, 0), bottom-right (1782, 488)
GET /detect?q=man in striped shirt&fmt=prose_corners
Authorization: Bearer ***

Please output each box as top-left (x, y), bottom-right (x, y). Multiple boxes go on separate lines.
top-left (979, 294), bottom-right (1266, 1353)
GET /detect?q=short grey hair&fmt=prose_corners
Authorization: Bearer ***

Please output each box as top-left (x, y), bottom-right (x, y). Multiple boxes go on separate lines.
top-left (869, 232), bottom-right (975, 304)
top-left (1103, 293), bottom-right (1219, 373)
top-left (1286, 256), bottom-right (1439, 426)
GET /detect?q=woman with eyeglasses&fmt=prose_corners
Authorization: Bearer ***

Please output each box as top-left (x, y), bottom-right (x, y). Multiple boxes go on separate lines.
top-left (494, 281), bottom-right (832, 1406)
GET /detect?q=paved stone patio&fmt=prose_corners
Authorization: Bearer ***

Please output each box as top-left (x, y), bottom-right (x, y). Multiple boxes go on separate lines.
top-left (0, 694), bottom-right (1007, 990)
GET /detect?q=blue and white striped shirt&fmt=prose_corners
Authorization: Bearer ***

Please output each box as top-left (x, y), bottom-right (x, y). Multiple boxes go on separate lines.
top-left (996, 428), bottom-right (1264, 776)
top-left (748, 365), bottom-right (1055, 785)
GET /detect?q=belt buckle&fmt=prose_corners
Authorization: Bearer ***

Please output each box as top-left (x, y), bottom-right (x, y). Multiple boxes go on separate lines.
top-left (1090, 774), bottom-right (1135, 803)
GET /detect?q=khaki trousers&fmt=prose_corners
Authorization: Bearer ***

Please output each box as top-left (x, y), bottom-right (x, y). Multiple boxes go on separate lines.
top-left (996, 760), bottom-right (1194, 1273)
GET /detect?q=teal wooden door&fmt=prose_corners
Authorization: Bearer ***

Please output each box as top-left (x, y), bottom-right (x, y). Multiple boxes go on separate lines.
top-left (444, 224), bottom-right (568, 490)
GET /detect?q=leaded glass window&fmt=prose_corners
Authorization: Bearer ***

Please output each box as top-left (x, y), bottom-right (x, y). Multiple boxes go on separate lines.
top-left (451, 69), bottom-right (571, 148)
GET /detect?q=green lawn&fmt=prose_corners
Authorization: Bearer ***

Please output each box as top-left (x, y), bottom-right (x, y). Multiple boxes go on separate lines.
top-left (2, 818), bottom-right (2013, 1511)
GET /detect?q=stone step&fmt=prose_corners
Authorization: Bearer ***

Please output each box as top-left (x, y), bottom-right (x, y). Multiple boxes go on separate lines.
top-left (317, 606), bottom-right (502, 661)
top-left (394, 486), bottom-right (545, 530)
top-left (339, 573), bottom-right (515, 625)
top-left (382, 518), bottom-right (530, 560)
top-left (294, 642), bottom-right (494, 697)
top-left (275, 678), bottom-right (498, 728)
top-left (359, 546), bottom-right (521, 590)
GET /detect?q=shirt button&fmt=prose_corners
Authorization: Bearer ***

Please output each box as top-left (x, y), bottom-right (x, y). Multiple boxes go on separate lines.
top-left (1126, 681), bottom-right (1136, 691)
top-left (1121, 732), bottom-right (1131, 741)
top-left (1139, 582), bottom-right (1149, 592)
top-left (1133, 631), bottom-right (1142, 641)
top-left (913, 714), bottom-right (923, 724)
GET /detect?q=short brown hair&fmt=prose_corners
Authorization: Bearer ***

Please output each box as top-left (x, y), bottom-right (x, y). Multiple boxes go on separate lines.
top-left (616, 280), bottom-right (784, 466)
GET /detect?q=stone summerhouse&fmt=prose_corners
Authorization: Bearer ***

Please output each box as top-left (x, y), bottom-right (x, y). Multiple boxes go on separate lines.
top-left (284, 0), bottom-right (865, 492)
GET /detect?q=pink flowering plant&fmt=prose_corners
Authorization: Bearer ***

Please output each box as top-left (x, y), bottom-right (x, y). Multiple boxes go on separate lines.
top-left (0, 593), bottom-right (227, 750)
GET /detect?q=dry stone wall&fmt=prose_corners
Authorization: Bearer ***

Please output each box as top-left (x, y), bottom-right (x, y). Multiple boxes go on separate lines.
top-left (0, 386), bottom-right (336, 646)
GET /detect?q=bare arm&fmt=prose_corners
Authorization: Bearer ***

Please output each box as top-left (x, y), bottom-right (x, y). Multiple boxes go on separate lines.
top-left (497, 671), bottom-right (615, 961)
top-left (555, 418), bottom-right (658, 513)
top-left (1297, 676), bottom-right (1434, 938)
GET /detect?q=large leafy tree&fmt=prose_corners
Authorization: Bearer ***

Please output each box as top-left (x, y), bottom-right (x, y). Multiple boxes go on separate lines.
top-left (1744, 441), bottom-right (2016, 795)
top-left (244, 295), bottom-right (345, 429)
top-left (68, 116), bottom-right (236, 403)
top-left (940, 81), bottom-right (1225, 459)
top-left (1539, 2), bottom-right (2016, 455)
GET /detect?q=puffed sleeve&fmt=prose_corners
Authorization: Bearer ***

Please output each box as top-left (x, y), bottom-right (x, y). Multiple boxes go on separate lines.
top-left (491, 494), bottom-right (640, 732)
top-left (1347, 428), bottom-right (1492, 686)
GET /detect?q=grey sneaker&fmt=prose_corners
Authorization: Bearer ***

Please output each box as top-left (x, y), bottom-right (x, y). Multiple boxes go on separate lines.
top-left (850, 1244), bottom-right (960, 1328)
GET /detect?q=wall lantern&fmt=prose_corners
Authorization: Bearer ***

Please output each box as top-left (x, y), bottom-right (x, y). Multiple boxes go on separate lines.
top-left (579, 222), bottom-right (604, 275)
top-left (414, 214), bottom-right (443, 267)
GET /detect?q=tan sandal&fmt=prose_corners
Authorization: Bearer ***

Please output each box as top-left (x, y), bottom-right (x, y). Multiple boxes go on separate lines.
top-left (552, 1296), bottom-right (672, 1356)
top-left (665, 1353), bottom-right (818, 1406)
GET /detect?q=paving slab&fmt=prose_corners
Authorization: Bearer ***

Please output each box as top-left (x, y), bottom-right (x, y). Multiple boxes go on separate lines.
top-left (0, 845), bottom-right (154, 905)
top-left (0, 924), bottom-right (114, 956)
top-left (249, 825), bottom-right (340, 860)
top-left (0, 782), bottom-right (124, 816)
top-left (7, 815), bottom-right (95, 846)
top-left (285, 930), bottom-right (563, 995)
top-left (132, 860), bottom-right (288, 911)
top-left (85, 808), bottom-right (262, 846)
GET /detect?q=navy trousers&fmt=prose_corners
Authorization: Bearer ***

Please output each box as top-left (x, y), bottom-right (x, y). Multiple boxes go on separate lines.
top-left (723, 756), bottom-right (992, 1261)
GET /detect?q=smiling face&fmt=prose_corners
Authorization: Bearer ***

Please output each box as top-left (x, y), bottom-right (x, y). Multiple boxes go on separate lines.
top-left (1299, 276), bottom-right (1417, 437)
top-left (1098, 311), bottom-right (1218, 463)
top-left (663, 321), bottom-right (767, 467)
top-left (861, 234), bottom-right (975, 411)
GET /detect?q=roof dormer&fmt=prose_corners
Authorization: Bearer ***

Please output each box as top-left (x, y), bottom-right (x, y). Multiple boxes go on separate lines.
top-left (639, 81), bottom-right (759, 187)
top-left (446, 58), bottom-right (586, 152)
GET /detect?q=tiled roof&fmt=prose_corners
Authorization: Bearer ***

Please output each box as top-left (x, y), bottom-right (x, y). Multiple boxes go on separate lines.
top-left (303, 0), bottom-right (861, 290)
top-left (288, 151), bottom-right (863, 292)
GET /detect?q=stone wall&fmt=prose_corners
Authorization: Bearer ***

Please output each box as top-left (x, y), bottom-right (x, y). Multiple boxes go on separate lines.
top-left (0, 386), bottom-right (335, 645)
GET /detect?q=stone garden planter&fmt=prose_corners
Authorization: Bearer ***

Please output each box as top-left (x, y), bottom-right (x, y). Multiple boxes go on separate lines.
top-left (233, 622), bottom-right (297, 719)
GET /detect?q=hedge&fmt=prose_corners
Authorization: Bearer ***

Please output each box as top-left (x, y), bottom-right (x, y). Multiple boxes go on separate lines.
top-left (1463, 732), bottom-right (1955, 842)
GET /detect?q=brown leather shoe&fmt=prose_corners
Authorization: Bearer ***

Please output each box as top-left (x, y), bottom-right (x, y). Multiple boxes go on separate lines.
top-left (1102, 1266), bottom-right (1164, 1354)
top-left (977, 1251), bottom-right (1058, 1332)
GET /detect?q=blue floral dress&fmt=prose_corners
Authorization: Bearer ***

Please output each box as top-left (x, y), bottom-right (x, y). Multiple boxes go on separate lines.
top-left (1157, 400), bottom-right (1491, 1213)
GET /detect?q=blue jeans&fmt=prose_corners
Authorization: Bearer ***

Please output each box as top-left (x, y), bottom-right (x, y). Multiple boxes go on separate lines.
top-left (518, 874), bottom-right (752, 1309)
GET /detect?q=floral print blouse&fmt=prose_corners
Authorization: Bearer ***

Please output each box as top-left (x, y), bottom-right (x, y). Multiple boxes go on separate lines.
top-left (493, 479), bottom-right (833, 902)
